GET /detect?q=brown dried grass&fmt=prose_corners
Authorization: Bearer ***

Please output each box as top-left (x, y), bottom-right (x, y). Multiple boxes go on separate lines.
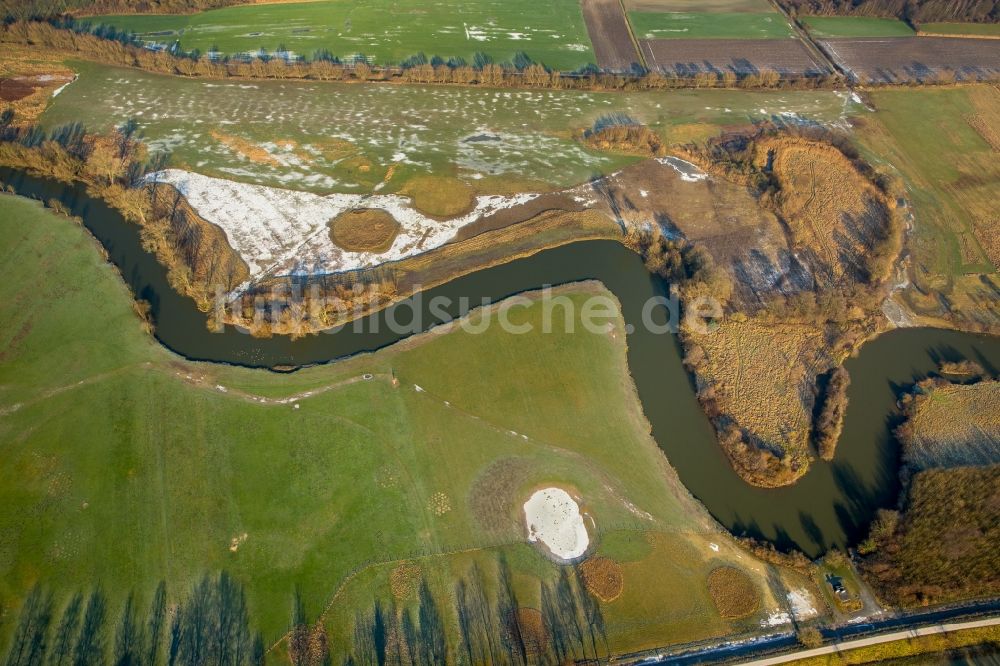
top-left (210, 130), bottom-right (281, 166)
top-left (707, 566), bottom-right (760, 619)
top-left (0, 45), bottom-right (74, 125)
top-left (760, 137), bottom-right (890, 287)
top-left (389, 561), bottom-right (422, 601)
top-left (328, 208), bottom-right (401, 253)
top-left (899, 380), bottom-right (1000, 471)
top-left (513, 608), bottom-right (548, 657)
top-left (579, 556), bottom-right (625, 602)
top-left (687, 318), bottom-right (833, 473)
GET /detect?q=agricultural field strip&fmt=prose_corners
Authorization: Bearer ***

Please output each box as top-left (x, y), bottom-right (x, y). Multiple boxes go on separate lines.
top-left (818, 36), bottom-right (1000, 83)
top-left (800, 16), bottom-right (915, 38)
top-left (639, 38), bottom-right (828, 75)
top-left (627, 11), bottom-right (796, 40)
top-left (85, 0), bottom-right (596, 71)
top-left (581, 0), bottom-right (643, 72)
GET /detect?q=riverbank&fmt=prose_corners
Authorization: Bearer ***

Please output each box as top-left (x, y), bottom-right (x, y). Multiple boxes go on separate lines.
top-left (0, 192), bottom-right (817, 660)
top-left (5, 167), bottom-right (1000, 558)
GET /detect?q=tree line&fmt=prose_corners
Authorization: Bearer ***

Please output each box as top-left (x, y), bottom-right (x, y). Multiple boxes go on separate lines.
top-left (813, 366), bottom-right (850, 461)
top-left (779, 0), bottom-right (998, 24)
top-left (0, 18), bottom-right (841, 93)
top-left (0, 0), bottom-right (244, 20)
top-left (3, 574), bottom-right (264, 666)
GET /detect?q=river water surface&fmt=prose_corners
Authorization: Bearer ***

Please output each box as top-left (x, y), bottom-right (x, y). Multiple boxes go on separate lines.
top-left (4, 167), bottom-right (999, 558)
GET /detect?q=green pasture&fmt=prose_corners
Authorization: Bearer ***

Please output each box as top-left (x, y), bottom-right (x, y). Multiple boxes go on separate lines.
top-left (801, 16), bottom-right (915, 38)
top-left (86, 0), bottom-right (595, 71)
top-left (627, 11), bottom-right (795, 40)
top-left (853, 86), bottom-right (998, 330)
top-left (0, 195), bottom-right (787, 659)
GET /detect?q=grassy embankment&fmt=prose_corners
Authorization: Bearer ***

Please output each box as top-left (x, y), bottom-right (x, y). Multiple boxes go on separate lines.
top-left (85, 0), bottom-right (596, 71)
top-left (0, 194), bottom-right (810, 660)
top-left (856, 85), bottom-right (1000, 333)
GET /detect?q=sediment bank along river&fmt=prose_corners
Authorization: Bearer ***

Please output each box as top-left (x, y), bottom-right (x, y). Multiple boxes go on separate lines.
top-left (4, 166), bottom-right (1000, 558)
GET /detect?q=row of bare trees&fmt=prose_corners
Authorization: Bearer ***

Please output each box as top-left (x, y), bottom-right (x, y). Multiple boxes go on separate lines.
top-left (0, 19), bottom-right (839, 93)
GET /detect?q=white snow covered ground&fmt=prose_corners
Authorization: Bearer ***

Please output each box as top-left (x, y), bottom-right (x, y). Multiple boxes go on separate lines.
top-left (149, 169), bottom-right (538, 284)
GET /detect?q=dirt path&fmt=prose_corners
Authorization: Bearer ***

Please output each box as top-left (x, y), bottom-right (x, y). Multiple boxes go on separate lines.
top-left (582, 0), bottom-right (644, 73)
top-left (764, 0), bottom-right (839, 77)
top-left (172, 369), bottom-right (388, 405)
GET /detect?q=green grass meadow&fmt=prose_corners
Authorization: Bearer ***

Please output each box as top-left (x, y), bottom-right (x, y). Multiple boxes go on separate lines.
top-left (41, 60), bottom-right (858, 195)
top-left (854, 86), bottom-right (999, 327)
top-left (627, 11), bottom-right (795, 40)
top-left (800, 16), bottom-right (915, 38)
top-left (0, 195), bottom-right (790, 660)
top-left (87, 0), bottom-right (595, 70)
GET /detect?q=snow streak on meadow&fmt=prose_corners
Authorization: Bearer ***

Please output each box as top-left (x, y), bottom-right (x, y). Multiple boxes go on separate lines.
top-left (43, 63), bottom-right (859, 193)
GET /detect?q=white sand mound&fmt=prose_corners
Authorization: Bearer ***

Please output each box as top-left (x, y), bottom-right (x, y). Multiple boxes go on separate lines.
top-left (147, 169), bottom-right (538, 286)
top-left (523, 488), bottom-right (589, 560)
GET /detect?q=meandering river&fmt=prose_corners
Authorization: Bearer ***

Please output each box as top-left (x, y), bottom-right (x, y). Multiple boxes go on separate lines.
top-left (4, 167), bottom-right (999, 558)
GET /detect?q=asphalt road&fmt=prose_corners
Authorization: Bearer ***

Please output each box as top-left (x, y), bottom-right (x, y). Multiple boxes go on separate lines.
top-left (636, 598), bottom-right (1000, 665)
top-left (739, 615), bottom-right (1000, 665)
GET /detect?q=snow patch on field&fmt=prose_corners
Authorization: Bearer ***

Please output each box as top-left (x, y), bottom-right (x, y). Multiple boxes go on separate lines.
top-left (148, 169), bottom-right (537, 284)
top-left (657, 156), bottom-right (708, 182)
top-left (787, 588), bottom-right (819, 621)
top-left (760, 610), bottom-right (792, 627)
top-left (523, 488), bottom-right (589, 560)
top-left (50, 76), bottom-right (76, 98)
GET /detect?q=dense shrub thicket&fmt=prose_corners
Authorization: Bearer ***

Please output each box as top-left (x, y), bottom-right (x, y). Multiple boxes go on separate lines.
top-left (814, 366), bottom-right (850, 461)
top-left (778, 0), bottom-right (999, 23)
top-left (860, 465), bottom-right (1000, 606)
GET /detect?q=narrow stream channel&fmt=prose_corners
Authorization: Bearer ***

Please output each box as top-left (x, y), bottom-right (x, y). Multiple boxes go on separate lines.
top-left (4, 167), bottom-right (999, 558)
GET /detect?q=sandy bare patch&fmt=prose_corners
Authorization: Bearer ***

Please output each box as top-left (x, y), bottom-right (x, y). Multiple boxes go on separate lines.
top-left (523, 487), bottom-right (589, 560)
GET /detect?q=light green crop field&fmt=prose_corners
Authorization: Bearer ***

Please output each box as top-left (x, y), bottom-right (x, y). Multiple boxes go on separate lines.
top-left (40, 60), bottom-right (859, 194)
top-left (0, 195), bottom-right (800, 659)
top-left (855, 86), bottom-right (1000, 326)
top-left (627, 11), bottom-right (795, 40)
top-left (919, 22), bottom-right (1000, 36)
top-left (625, 0), bottom-right (773, 12)
top-left (86, 0), bottom-right (595, 70)
top-left (801, 16), bottom-right (915, 38)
